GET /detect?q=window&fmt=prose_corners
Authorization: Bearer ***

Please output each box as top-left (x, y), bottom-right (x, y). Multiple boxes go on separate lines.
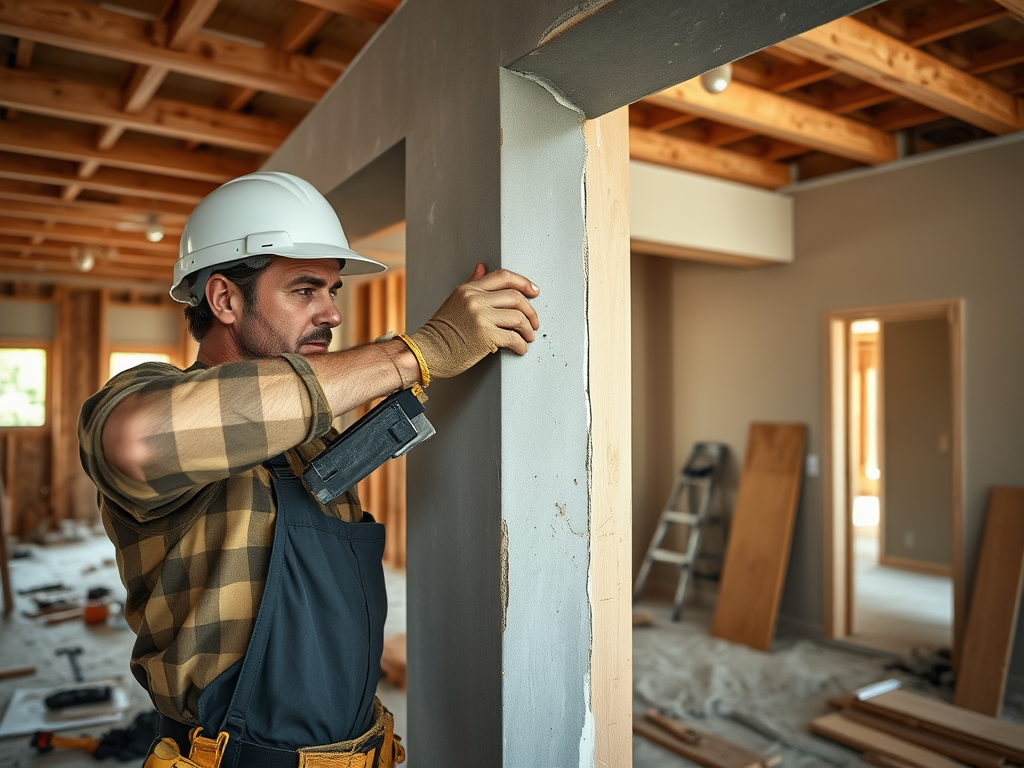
top-left (0, 347), bottom-right (47, 427)
top-left (109, 351), bottom-right (172, 379)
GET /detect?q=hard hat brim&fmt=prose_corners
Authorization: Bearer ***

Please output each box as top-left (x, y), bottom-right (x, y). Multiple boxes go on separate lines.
top-left (170, 241), bottom-right (386, 305)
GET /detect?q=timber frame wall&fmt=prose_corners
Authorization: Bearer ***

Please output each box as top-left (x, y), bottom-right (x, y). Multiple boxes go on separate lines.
top-left (0, 281), bottom-right (189, 537)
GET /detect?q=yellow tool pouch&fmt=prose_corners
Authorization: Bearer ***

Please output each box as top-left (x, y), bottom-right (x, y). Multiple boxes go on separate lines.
top-left (142, 729), bottom-right (228, 768)
top-left (297, 698), bottom-right (405, 768)
top-left (144, 699), bottom-right (403, 768)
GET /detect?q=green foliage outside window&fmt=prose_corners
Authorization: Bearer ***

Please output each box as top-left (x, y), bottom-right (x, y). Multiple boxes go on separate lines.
top-left (0, 348), bottom-right (47, 427)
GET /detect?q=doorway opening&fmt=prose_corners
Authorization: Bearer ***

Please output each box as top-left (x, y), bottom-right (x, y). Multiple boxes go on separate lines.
top-left (825, 301), bottom-right (964, 658)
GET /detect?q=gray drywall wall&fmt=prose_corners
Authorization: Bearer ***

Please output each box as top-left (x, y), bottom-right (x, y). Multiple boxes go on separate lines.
top-left (107, 306), bottom-right (182, 346)
top-left (630, 135), bottom-right (1024, 676)
top-left (499, 69), bottom-right (593, 764)
top-left (883, 318), bottom-right (953, 567)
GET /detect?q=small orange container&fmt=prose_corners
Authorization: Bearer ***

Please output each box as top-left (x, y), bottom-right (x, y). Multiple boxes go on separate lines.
top-left (83, 600), bottom-right (110, 625)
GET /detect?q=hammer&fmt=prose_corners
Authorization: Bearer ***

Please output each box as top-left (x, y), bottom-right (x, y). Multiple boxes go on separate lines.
top-left (55, 647), bottom-right (84, 682)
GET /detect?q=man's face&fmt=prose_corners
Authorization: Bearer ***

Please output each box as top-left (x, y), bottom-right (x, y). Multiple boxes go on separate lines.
top-left (234, 257), bottom-right (343, 359)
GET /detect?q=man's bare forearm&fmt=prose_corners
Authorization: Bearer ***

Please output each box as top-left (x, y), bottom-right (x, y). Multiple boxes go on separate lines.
top-left (305, 338), bottom-right (421, 416)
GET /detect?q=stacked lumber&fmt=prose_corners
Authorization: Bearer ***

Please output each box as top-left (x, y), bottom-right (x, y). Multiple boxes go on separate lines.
top-left (811, 681), bottom-right (1024, 767)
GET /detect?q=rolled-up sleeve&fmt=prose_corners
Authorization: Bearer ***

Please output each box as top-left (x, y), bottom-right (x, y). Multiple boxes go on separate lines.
top-left (79, 356), bottom-right (334, 518)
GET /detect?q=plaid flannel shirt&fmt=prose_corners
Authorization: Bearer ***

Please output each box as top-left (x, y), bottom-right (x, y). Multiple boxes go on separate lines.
top-left (78, 354), bottom-right (363, 723)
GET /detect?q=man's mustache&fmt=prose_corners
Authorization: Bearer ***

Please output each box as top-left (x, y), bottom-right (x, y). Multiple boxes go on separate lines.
top-left (299, 328), bottom-right (334, 347)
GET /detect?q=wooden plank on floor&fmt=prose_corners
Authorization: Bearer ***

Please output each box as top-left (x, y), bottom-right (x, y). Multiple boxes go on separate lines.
top-left (954, 486), bottom-right (1024, 717)
top-left (841, 707), bottom-right (1005, 768)
top-left (710, 422), bottom-right (806, 650)
top-left (810, 712), bottom-right (968, 768)
top-left (633, 714), bottom-right (767, 768)
top-left (854, 689), bottom-right (1024, 761)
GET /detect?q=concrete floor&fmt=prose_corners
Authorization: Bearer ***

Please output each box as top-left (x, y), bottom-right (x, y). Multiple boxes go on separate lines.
top-left (3, 529), bottom-right (1023, 767)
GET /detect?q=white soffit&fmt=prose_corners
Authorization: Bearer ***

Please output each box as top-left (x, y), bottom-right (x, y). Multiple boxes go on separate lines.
top-left (630, 160), bottom-right (794, 266)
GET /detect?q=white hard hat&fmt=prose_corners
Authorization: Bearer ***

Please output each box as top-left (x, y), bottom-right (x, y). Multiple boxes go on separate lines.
top-left (171, 171), bottom-right (386, 305)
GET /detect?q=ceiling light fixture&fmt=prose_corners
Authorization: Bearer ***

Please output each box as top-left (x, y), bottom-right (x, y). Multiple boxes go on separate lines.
top-left (70, 245), bottom-right (96, 273)
top-left (700, 63), bottom-right (732, 94)
top-left (144, 213), bottom-right (164, 243)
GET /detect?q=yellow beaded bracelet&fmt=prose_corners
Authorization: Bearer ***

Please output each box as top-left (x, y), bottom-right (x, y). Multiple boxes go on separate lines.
top-left (397, 333), bottom-right (430, 388)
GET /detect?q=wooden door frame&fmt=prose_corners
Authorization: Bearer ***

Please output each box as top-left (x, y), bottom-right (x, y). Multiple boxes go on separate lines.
top-left (823, 299), bottom-right (964, 653)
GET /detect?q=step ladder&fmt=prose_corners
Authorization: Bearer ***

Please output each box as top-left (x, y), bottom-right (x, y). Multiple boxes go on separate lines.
top-left (633, 442), bottom-right (727, 621)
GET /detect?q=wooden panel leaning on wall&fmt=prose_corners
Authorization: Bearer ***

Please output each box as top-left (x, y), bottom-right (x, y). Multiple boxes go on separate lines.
top-left (352, 271), bottom-right (407, 570)
top-left (711, 422), bottom-right (807, 651)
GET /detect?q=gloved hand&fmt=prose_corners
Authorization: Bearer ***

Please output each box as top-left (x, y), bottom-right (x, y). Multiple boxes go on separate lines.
top-left (405, 264), bottom-right (540, 380)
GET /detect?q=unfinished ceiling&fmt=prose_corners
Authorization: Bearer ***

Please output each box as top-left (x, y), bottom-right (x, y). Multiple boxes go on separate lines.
top-left (0, 0), bottom-right (1021, 289)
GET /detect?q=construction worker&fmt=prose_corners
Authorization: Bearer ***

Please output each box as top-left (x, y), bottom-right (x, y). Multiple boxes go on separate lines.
top-left (78, 171), bottom-right (540, 768)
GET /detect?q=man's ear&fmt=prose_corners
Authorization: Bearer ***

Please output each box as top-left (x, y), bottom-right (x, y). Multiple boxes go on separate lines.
top-left (206, 274), bottom-right (239, 326)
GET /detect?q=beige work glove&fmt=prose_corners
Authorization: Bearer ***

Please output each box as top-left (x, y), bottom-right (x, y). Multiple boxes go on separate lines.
top-left (405, 264), bottom-right (540, 381)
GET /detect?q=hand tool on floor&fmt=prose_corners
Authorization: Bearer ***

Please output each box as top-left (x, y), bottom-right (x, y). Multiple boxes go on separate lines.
top-left (56, 646), bottom-right (85, 682)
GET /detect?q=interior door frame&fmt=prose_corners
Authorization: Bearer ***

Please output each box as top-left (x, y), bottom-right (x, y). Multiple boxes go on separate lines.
top-left (823, 299), bottom-right (964, 653)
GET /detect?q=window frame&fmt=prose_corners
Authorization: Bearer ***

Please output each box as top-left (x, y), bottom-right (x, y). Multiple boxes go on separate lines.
top-left (0, 338), bottom-right (53, 434)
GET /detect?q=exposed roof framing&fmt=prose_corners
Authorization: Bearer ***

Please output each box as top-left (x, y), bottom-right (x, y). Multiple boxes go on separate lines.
top-left (0, 0), bottom-right (1021, 288)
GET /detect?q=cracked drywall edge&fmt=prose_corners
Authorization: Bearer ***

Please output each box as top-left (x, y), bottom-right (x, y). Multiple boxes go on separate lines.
top-left (500, 518), bottom-right (509, 634)
top-left (506, 68), bottom-right (586, 118)
top-left (539, 0), bottom-right (618, 46)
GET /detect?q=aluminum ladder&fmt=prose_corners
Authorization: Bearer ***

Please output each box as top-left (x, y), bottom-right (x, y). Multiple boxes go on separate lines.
top-left (633, 442), bottom-right (727, 621)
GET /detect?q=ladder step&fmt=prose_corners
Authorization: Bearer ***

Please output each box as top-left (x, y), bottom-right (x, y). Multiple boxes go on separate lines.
top-left (663, 511), bottom-right (700, 525)
top-left (650, 549), bottom-right (693, 566)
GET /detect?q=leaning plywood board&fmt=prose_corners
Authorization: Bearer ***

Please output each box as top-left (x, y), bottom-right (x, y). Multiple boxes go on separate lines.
top-left (810, 713), bottom-right (968, 768)
top-left (841, 708), bottom-right (1005, 768)
top-left (854, 689), bottom-right (1024, 761)
top-left (711, 423), bottom-right (806, 650)
top-left (954, 486), bottom-right (1024, 717)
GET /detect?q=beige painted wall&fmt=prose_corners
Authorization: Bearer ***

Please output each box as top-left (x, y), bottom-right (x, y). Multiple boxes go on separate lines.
top-left (882, 318), bottom-right (953, 566)
top-left (630, 135), bottom-right (1024, 679)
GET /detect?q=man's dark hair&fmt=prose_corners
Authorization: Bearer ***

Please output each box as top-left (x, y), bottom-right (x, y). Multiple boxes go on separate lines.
top-left (183, 260), bottom-right (270, 342)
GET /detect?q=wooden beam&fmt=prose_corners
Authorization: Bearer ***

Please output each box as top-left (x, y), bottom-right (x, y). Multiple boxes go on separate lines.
top-left (968, 38), bottom-right (1024, 76)
top-left (294, 0), bottom-right (399, 26)
top-left (905, 3), bottom-right (1010, 46)
top-left (629, 127), bottom-right (791, 189)
top-left (0, 68), bottom-right (293, 153)
top-left (0, 199), bottom-right (184, 236)
top-left (777, 17), bottom-right (1024, 135)
top-left (167, 0), bottom-right (222, 51)
top-left (0, 253), bottom-right (166, 282)
top-left (215, 5), bottom-right (335, 115)
top-left (0, 0), bottom-right (340, 102)
top-left (991, 0), bottom-right (1024, 22)
top-left (0, 235), bottom-right (171, 263)
top-left (645, 79), bottom-right (897, 165)
top-left (0, 152), bottom-right (216, 204)
top-left (0, 216), bottom-right (179, 253)
top-left (14, 38), bottom-right (34, 68)
top-left (0, 179), bottom-right (193, 223)
top-left (123, 65), bottom-right (171, 113)
top-left (0, 118), bottom-right (258, 183)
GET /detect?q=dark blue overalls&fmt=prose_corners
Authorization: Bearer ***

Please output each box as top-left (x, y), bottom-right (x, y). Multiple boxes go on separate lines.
top-left (157, 454), bottom-right (395, 768)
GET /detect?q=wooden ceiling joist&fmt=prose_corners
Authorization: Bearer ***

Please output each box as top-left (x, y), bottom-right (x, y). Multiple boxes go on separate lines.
top-left (0, 0), bottom-right (341, 102)
top-left (0, 200), bottom-right (184, 236)
top-left (295, 0), bottom-right (400, 26)
top-left (904, 3), bottom-right (1010, 46)
top-left (629, 127), bottom-right (792, 189)
top-left (777, 17), bottom-right (1024, 135)
top-left (0, 253), bottom-right (166, 282)
top-left (0, 235), bottom-right (172, 264)
top-left (0, 180), bottom-right (193, 224)
top-left (992, 0), bottom-right (1024, 22)
top-left (0, 68), bottom-right (292, 154)
top-left (0, 120), bottom-right (257, 184)
top-left (0, 152), bottom-right (217, 205)
top-left (0, 217), bottom-right (177, 254)
top-left (645, 79), bottom-right (897, 165)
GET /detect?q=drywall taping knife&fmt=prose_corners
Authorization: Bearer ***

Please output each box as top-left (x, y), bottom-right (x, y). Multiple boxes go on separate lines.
top-left (302, 385), bottom-right (435, 504)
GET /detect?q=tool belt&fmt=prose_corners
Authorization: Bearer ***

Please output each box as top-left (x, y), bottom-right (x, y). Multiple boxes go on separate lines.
top-left (146, 698), bottom-right (404, 768)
